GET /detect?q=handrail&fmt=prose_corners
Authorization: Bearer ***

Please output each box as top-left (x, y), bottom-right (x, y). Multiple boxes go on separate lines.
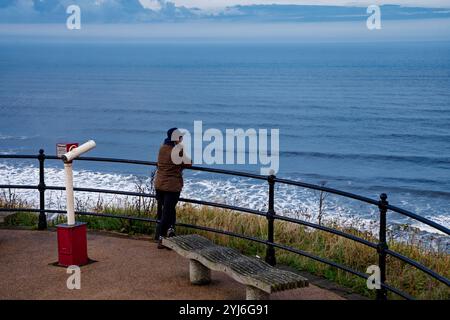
top-left (0, 152), bottom-right (449, 300)
top-left (0, 155), bottom-right (39, 159)
top-left (46, 155), bottom-right (267, 180)
top-left (1, 154), bottom-right (446, 235)
top-left (0, 183), bottom-right (378, 246)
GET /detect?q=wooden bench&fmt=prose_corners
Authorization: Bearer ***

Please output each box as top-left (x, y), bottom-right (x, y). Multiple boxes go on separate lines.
top-left (162, 234), bottom-right (308, 300)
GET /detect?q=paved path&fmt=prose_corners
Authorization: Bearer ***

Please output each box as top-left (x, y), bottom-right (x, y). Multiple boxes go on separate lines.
top-left (0, 229), bottom-right (345, 300)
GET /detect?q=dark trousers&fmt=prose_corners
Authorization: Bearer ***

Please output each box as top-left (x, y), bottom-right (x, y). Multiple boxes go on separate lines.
top-left (155, 189), bottom-right (180, 239)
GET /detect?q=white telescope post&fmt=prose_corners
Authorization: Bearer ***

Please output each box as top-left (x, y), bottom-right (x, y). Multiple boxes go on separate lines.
top-left (62, 140), bottom-right (96, 225)
top-left (64, 162), bottom-right (76, 225)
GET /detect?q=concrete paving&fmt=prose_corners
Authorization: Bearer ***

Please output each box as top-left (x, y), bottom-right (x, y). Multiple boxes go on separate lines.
top-left (0, 229), bottom-right (345, 300)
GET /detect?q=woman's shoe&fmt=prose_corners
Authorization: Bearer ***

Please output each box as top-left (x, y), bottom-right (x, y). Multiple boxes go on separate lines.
top-left (157, 237), bottom-right (165, 249)
top-left (157, 237), bottom-right (172, 250)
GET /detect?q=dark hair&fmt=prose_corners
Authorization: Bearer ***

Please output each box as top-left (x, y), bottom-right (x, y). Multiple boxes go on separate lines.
top-left (164, 127), bottom-right (179, 146)
top-left (167, 127), bottom-right (178, 138)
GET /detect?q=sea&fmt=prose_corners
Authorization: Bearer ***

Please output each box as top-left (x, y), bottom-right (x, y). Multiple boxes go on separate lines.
top-left (0, 40), bottom-right (449, 245)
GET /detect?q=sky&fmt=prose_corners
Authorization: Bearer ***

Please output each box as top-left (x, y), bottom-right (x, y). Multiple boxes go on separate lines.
top-left (0, 0), bottom-right (449, 41)
top-left (1, 0), bottom-right (450, 24)
top-left (161, 0), bottom-right (450, 9)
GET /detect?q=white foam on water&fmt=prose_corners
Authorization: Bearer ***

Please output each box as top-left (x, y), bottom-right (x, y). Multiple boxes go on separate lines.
top-left (0, 150), bottom-right (19, 155)
top-left (0, 162), bottom-right (448, 248)
top-left (0, 134), bottom-right (30, 140)
top-left (0, 162), bottom-right (141, 218)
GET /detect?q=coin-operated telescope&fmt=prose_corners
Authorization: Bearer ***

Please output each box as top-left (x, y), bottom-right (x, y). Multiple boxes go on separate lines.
top-left (62, 140), bottom-right (96, 225)
top-left (57, 140), bottom-right (96, 267)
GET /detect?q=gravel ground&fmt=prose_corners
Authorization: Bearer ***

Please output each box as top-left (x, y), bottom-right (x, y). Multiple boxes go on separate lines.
top-left (0, 229), bottom-right (345, 300)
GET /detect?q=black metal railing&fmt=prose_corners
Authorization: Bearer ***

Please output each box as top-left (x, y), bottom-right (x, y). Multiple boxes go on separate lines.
top-left (0, 150), bottom-right (449, 300)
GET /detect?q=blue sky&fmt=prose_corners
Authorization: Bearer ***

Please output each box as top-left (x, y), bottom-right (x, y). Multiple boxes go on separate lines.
top-left (1, 0), bottom-right (450, 23)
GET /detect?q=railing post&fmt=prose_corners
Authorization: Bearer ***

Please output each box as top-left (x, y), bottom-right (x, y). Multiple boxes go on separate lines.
top-left (265, 174), bottom-right (276, 266)
top-left (377, 193), bottom-right (388, 300)
top-left (37, 149), bottom-right (47, 230)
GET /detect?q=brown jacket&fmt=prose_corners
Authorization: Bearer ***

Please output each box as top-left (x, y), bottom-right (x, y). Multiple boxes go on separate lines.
top-left (154, 144), bottom-right (185, 192)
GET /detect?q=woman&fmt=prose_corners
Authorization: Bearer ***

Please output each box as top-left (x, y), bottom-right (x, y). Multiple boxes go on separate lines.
top-left (154, 127), bottom-right (190, 249)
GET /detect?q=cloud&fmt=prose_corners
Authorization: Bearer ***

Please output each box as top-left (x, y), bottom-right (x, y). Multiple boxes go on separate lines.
top-left (0, 0), bottom-right (449, 23)
top-left (0, 0), bottom-right (161, 23)
top-left (170, 0), bottom-right (450, 10)
top-left (139, 0), bottom-right (163, 11)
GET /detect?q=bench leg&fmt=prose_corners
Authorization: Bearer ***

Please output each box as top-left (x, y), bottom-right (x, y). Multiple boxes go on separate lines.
top-left (246, 286), bottom-right (270, 300)
top-left (189, 260), bottom-right (211, 285)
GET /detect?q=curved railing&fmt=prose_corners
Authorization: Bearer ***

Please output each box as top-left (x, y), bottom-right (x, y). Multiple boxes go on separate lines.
top-left (0, 150), bottom-right (449, 300)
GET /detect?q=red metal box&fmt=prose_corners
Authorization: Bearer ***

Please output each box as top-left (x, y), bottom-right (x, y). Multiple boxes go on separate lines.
top-left (57, 222), bottom-right (88, 266)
